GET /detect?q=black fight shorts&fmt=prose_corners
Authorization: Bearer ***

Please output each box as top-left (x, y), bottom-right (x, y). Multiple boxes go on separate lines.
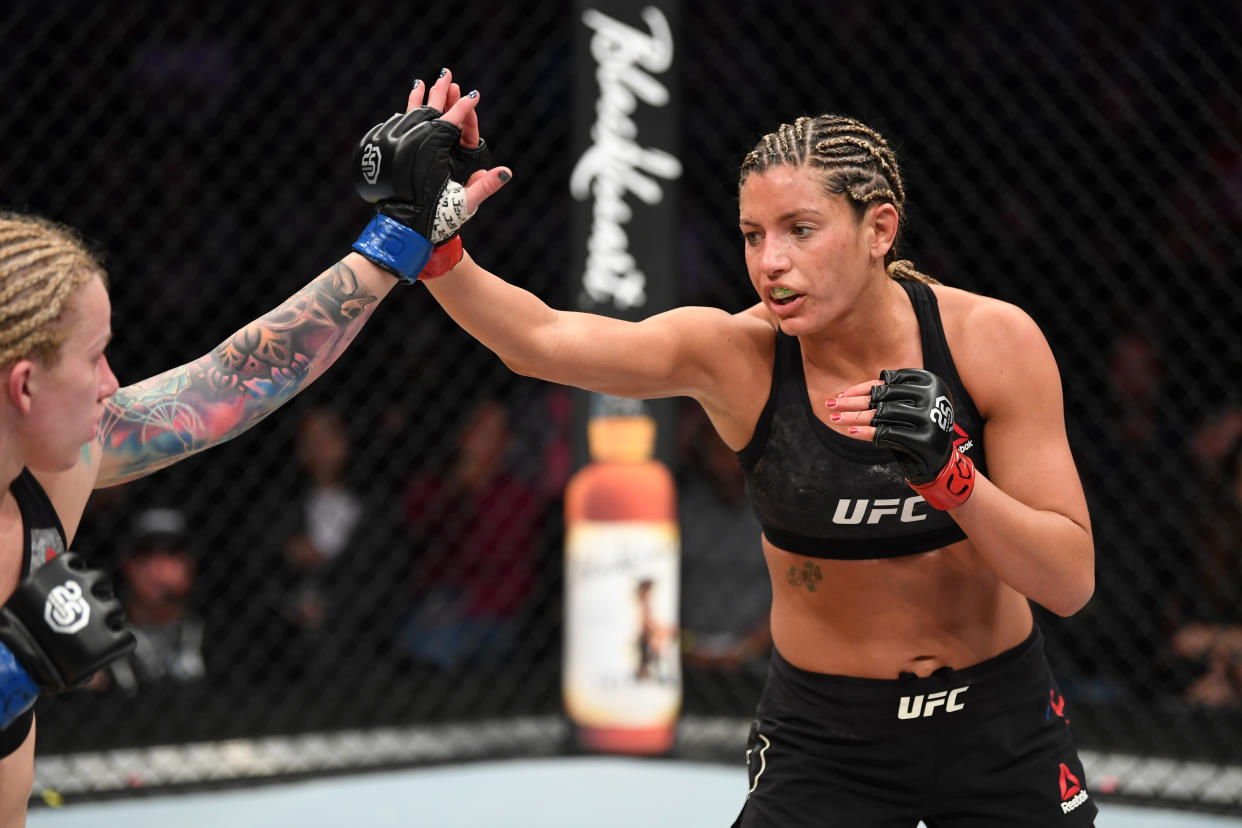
top-left (0, 709), bottom-right (33, 759)
top-left (732, 625), bottom-right (1097, 828)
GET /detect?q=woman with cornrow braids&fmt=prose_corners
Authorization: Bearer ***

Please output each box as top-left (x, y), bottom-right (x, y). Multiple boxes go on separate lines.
top-left (420, 99), bottom-right (1098, 826)
top-left (0, 71), bottom-right (511, 826)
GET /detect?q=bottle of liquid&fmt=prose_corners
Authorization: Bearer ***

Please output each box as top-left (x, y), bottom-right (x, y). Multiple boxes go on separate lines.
top-left (563, 394), bottom-right (681, 754)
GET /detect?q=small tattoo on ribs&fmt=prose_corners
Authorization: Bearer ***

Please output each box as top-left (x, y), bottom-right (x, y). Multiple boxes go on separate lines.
top-left (787, 561), bottom-right (823, 592)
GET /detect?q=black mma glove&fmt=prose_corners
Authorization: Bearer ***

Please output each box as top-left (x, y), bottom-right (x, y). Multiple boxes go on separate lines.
top-left (870, 368), bottom-right (976, 510)
top-left (355, 105), bottom-right (491, 195)
top-left (450, 136), bottom-right (491, 187)
top-left (351, 106), bottom-right (476, 283)
top-left (0, 553), bottom-right (135, 729)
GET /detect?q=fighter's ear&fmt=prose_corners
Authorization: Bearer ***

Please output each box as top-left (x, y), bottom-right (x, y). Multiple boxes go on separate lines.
top-left (866, 201), bottom-right (899, 261)
top-left (6, 359), bottom-right (36, 414)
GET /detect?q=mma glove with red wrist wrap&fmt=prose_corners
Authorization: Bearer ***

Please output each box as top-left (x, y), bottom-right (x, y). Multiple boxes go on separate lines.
top-left (352, 105), bottom-right (485, 282)
top-left (870, 368), bottom-right (976, 510)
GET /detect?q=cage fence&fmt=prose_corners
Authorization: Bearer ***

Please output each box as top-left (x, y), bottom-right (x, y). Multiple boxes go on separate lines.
top-left (2, 0), bottom-right (1240, 814)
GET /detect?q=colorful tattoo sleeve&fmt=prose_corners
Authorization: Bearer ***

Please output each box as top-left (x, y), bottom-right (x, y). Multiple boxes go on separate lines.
top-left (96, 261), bottom-right (379, 486)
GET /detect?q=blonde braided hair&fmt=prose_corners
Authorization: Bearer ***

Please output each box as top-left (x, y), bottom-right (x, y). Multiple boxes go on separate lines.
top-left (0, 212), bottom-right (107, 369)
top-left (740, 114), bottom-right (939, 285)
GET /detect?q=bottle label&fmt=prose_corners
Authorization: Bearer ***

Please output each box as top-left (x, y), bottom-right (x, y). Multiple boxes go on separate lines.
top-left (564, 520), bottom-right (681, 727)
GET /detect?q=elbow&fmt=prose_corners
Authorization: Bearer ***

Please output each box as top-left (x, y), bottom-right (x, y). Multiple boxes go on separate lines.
top-left (499, 352), bottom-right (539, 379)
top-left (1047, 565), bottom-right (1095, 618)
top-left (1043, 524), bottom-right (1095, 617)
top-left (493, 332), bottom-right (550, 379)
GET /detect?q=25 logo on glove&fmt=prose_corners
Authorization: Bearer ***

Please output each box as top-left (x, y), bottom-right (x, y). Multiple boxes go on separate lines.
top-left (44, 580), bottom-right (90, 634)
top-left (360, 144), bottom-right (382, 185)
top-left (929, 395), bottom-right (954, 431)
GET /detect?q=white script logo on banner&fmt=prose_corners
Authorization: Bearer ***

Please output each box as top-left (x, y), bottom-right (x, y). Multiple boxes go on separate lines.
top-left (571, 6), bottom-right (682, 311)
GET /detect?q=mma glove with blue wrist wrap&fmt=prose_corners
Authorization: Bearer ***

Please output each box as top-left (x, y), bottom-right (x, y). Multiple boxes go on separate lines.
top-left (352, 106), bottom-right (481, 282)
top-left (0, 552), bottom-right (136, 729)
top-left (870, 368), bottom-right (976, 510)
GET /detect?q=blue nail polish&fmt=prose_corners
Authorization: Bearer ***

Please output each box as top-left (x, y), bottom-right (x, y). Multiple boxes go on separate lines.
top-left (498, 171), bottom-right (510, 182)
top-left (467, 89), bottom-right (478, 98)
top-left (412, 79), bottom-right (421, 89)
top-left (438, 68), bottom-right (448, 78)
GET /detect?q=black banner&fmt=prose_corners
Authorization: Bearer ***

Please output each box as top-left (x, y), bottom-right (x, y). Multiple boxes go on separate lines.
top-left (569, 0), bottom-right (682, 466)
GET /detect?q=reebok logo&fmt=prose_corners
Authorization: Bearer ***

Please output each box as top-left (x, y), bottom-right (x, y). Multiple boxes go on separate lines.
top-left (897, 685), bottom-right (968, 719)
top-left (1059, 763), bottom-right (1089, 814)
top-left (833, 496), bottom-right (928, 525)
top-left (1047, 688), bottom-right (1068, 722)
top-left (952, 423), bottom-right (973, 454)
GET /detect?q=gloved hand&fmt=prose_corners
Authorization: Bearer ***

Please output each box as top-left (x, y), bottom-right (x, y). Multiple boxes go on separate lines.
top-left (417, 121), bottom-right (492, 280)
top-left (351, 104), bottom-right (476, 283)
top-left (870, 368), bottom-right (976, 510)
top-left (1, 552), bottom-right (135, 728)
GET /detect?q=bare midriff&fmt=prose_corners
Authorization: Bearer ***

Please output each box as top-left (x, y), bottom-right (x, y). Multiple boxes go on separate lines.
top-left (764, 534), bottom-right (1034, 679)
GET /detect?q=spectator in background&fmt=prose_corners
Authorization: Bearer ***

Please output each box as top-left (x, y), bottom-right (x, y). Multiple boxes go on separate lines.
top-left (282, 407), bottom-right (364, 634)
top-left (676, 402), bottom-right (770, 675)
top-left (400, 398), bottom-right (541, 669)
top-left (1072, 317), bottom-right (1197, 702)
top-left (1168, 436), bottom-right (1242, 707)
top-left (104, 508), bottom-right (205, 693)
top-left (265, 405), bottom-right (402, 683)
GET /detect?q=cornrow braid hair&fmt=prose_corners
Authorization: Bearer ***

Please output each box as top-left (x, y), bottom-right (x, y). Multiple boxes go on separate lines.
top-left (886, 259), bottom-right (939, 286)
top-left (740, 114), bottom-right (939, 285)
top-left (0, 213), bottom-right (105, 368)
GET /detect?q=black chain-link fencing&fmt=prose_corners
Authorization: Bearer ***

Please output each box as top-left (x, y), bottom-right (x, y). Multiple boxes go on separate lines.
top-left (3, 0), bottom-right (1240, 813)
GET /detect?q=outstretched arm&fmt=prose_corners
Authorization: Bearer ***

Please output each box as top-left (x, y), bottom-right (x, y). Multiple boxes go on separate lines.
top-left (96, 254), bottom-right (394, 486)
top-left (415, 73), bottom-right (756, 411)
top-left (92, 75), bottom-right (496, 488)
top-left (33, 73), bottom-right (503, 543)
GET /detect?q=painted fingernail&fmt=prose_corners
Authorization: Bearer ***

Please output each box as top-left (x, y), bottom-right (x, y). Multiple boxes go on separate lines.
top-left (848, 427), bottom-right (860, 434)
top-left (825, 398), bottom-right (837, 408)
top-left (837, 391), bottom-right (845, 398)
top-left (830, 414), bottom-right (842, 422)
top-left (439, 68), bottom-right (448, 78)
top-left (467, 89), bottom-right (479, 98)
top-left (412, 79), bottom-right (421, 90)
top-left (498, 170), bottom-right (511, 182)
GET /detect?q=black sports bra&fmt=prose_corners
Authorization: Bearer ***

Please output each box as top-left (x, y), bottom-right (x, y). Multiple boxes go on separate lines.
top-left (11, 467), bottom-right (67, 577)
top-left (2, 468), bottom-right (68, 754)
top-left (736, 280), bottom-right (987, 559)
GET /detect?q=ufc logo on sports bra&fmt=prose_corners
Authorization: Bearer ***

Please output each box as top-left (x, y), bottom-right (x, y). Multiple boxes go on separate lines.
top-left (898, 686), bottom-right (969, 719)
top-left (832, 496), bottom-right (927, 525)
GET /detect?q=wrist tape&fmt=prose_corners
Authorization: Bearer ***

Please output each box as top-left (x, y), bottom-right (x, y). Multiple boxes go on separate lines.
top-left (352, 215), bottom-right (433, 284)
top-left (419, 236), bottom-right (463, 280)
top-left (910, 447), bottom-right (976, 510)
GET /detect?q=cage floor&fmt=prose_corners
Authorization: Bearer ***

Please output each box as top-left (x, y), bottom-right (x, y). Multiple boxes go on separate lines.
top-left (26, 756), bottom-right (1242, 827)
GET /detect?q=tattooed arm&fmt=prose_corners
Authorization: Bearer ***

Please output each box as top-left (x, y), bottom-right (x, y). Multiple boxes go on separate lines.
top-left (94, 254), bottom-right (396, 487)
